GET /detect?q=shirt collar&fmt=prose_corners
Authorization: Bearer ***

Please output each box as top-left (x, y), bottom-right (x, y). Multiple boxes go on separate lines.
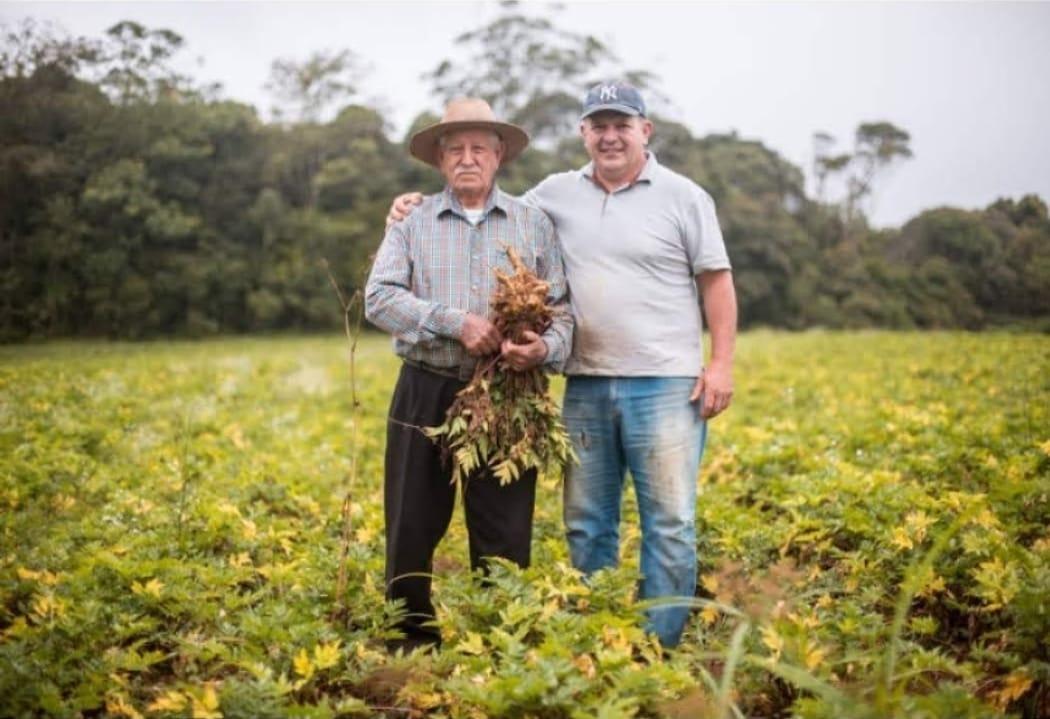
top-left (435, 184), bottom-right (508, 221)
top-left (580, 151), bottom-right (658, 190)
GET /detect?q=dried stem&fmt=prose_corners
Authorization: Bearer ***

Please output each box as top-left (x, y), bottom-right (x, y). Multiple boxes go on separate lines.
top-left (323, 258), bottom-right (363, 624)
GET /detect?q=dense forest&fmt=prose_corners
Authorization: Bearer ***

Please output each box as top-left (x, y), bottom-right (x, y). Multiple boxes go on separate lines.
top-left (2, 6), bottom-right (1048, 341)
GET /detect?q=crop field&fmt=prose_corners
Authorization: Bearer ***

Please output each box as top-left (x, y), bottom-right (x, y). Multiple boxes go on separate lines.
top-left (1, 331), bottom-right (1047, 718)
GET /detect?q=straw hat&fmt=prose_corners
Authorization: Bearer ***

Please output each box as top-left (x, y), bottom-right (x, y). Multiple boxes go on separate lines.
top-left (409, 97), bottom-right (529, 168)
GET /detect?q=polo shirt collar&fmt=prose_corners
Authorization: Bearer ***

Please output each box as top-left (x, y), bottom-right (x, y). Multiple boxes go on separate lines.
top-left (435, 184), bottom-right (509, 221)
top-left (637, 151), bottom-right (659, 182)
top-left (580, 152), bottom-right (658, 189)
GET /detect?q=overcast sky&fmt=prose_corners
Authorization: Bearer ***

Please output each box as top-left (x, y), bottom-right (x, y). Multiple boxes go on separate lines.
top-left (4, 1), bottom-right (1049, 227)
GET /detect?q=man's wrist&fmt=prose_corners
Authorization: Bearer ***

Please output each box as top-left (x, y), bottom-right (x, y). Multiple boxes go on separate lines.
top-left (425, 306), bottom-right (467, 340)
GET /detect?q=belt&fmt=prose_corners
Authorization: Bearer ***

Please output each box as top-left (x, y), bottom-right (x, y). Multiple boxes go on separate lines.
top-left (402, 357), bottom-right (473, 382)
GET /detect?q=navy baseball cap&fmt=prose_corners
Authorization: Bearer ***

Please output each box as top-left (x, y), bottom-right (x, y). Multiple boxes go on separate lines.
top-left (581, 81), bottom-right (647, 120)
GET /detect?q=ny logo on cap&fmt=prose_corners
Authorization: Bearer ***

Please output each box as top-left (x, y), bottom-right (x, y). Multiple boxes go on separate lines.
top-left (599, 85), bottom-right (618, 101)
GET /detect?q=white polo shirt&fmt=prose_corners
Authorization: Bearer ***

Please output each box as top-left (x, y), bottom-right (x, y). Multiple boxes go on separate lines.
top-left (525, 153), bottom-right (731, 377)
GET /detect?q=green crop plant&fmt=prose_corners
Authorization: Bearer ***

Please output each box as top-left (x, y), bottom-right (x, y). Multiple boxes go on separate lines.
top-left (0, 331), bottom-right (1046, 717)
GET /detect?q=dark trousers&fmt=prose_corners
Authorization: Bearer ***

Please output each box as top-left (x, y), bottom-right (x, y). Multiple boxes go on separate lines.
top-left (384, 362), bottom-right (537, 645)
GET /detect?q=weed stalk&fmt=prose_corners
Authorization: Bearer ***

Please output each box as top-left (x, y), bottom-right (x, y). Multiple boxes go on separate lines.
top-left (324, 258), bottom-right (364, 623)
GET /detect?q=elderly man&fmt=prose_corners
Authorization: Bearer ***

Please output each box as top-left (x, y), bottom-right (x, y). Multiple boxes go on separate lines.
top-left (388, 82), bottom-right (736, 648)
top-left (365, 97), bottom-right (572, 652)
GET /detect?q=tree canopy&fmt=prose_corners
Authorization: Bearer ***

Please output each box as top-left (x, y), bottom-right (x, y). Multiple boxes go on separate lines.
top-left (0, 12), bottom-right (1046, 340)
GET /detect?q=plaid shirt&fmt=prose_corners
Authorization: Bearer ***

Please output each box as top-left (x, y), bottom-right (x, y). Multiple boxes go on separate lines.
top-left (365, 185), bottom-right (572, 375)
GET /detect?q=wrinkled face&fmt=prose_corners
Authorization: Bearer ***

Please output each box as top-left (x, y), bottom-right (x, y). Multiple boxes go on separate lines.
top-left (580, 111), bottom-right (653, 182)
top-left (437, 129), bottom-right (504, 199)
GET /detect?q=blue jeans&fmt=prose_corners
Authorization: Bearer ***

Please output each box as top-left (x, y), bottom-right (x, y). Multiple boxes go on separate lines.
top-left (562, 376), bottom-right (707, 647)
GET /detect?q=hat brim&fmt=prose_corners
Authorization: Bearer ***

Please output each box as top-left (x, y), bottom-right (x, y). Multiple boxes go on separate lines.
top-left (580, 103), bottom-right (644, 120)
top-left (409, 120), bottom-right (529, 168)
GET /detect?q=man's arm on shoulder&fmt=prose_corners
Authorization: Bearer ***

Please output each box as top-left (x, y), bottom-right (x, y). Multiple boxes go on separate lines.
top-left (385, 192), bottom-right (424, 228)
top-left (364, 220), bottom-right (466, 344)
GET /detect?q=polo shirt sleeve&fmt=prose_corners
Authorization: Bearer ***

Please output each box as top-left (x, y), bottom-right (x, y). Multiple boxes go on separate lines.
top-left (521, 176), bottom-right (554, 212)
top-left (683, 187), bottom-right (732, 275)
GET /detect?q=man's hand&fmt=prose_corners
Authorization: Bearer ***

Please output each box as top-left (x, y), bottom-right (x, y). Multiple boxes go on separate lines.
top-left (690, 360), bottom-right (733, 419)
top-left (386, 192), bottom-right (424, 229)
top-left (500, 331), bottom-right (548, 371)
top-left (694, 269), bottom-right (736, 420)
top-left (461, 314), bottom-right (502, 356)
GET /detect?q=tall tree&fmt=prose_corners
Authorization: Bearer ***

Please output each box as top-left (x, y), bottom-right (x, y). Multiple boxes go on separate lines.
top-left (0, 19), bottom-right (99, 78)
top-left (424, 0), bottom-right (660, 146)
top-left (846, 122), bottom-right (913, 222)
top-left (266, 49), bottom-right (364, 123)
top-left (95, 21), bottom-right (192, 103)
top-left (811, 121), bottom-right (913, 249)
top-left (811, 130), bottom-right (850, 204)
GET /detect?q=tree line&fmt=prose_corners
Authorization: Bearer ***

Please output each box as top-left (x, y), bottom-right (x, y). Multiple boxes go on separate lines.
top-left (1, 6), bottom-right (1047, 341)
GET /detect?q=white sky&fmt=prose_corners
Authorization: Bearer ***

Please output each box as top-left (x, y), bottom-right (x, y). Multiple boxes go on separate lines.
top-left (3, 0), bottom-right (1049, 227)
